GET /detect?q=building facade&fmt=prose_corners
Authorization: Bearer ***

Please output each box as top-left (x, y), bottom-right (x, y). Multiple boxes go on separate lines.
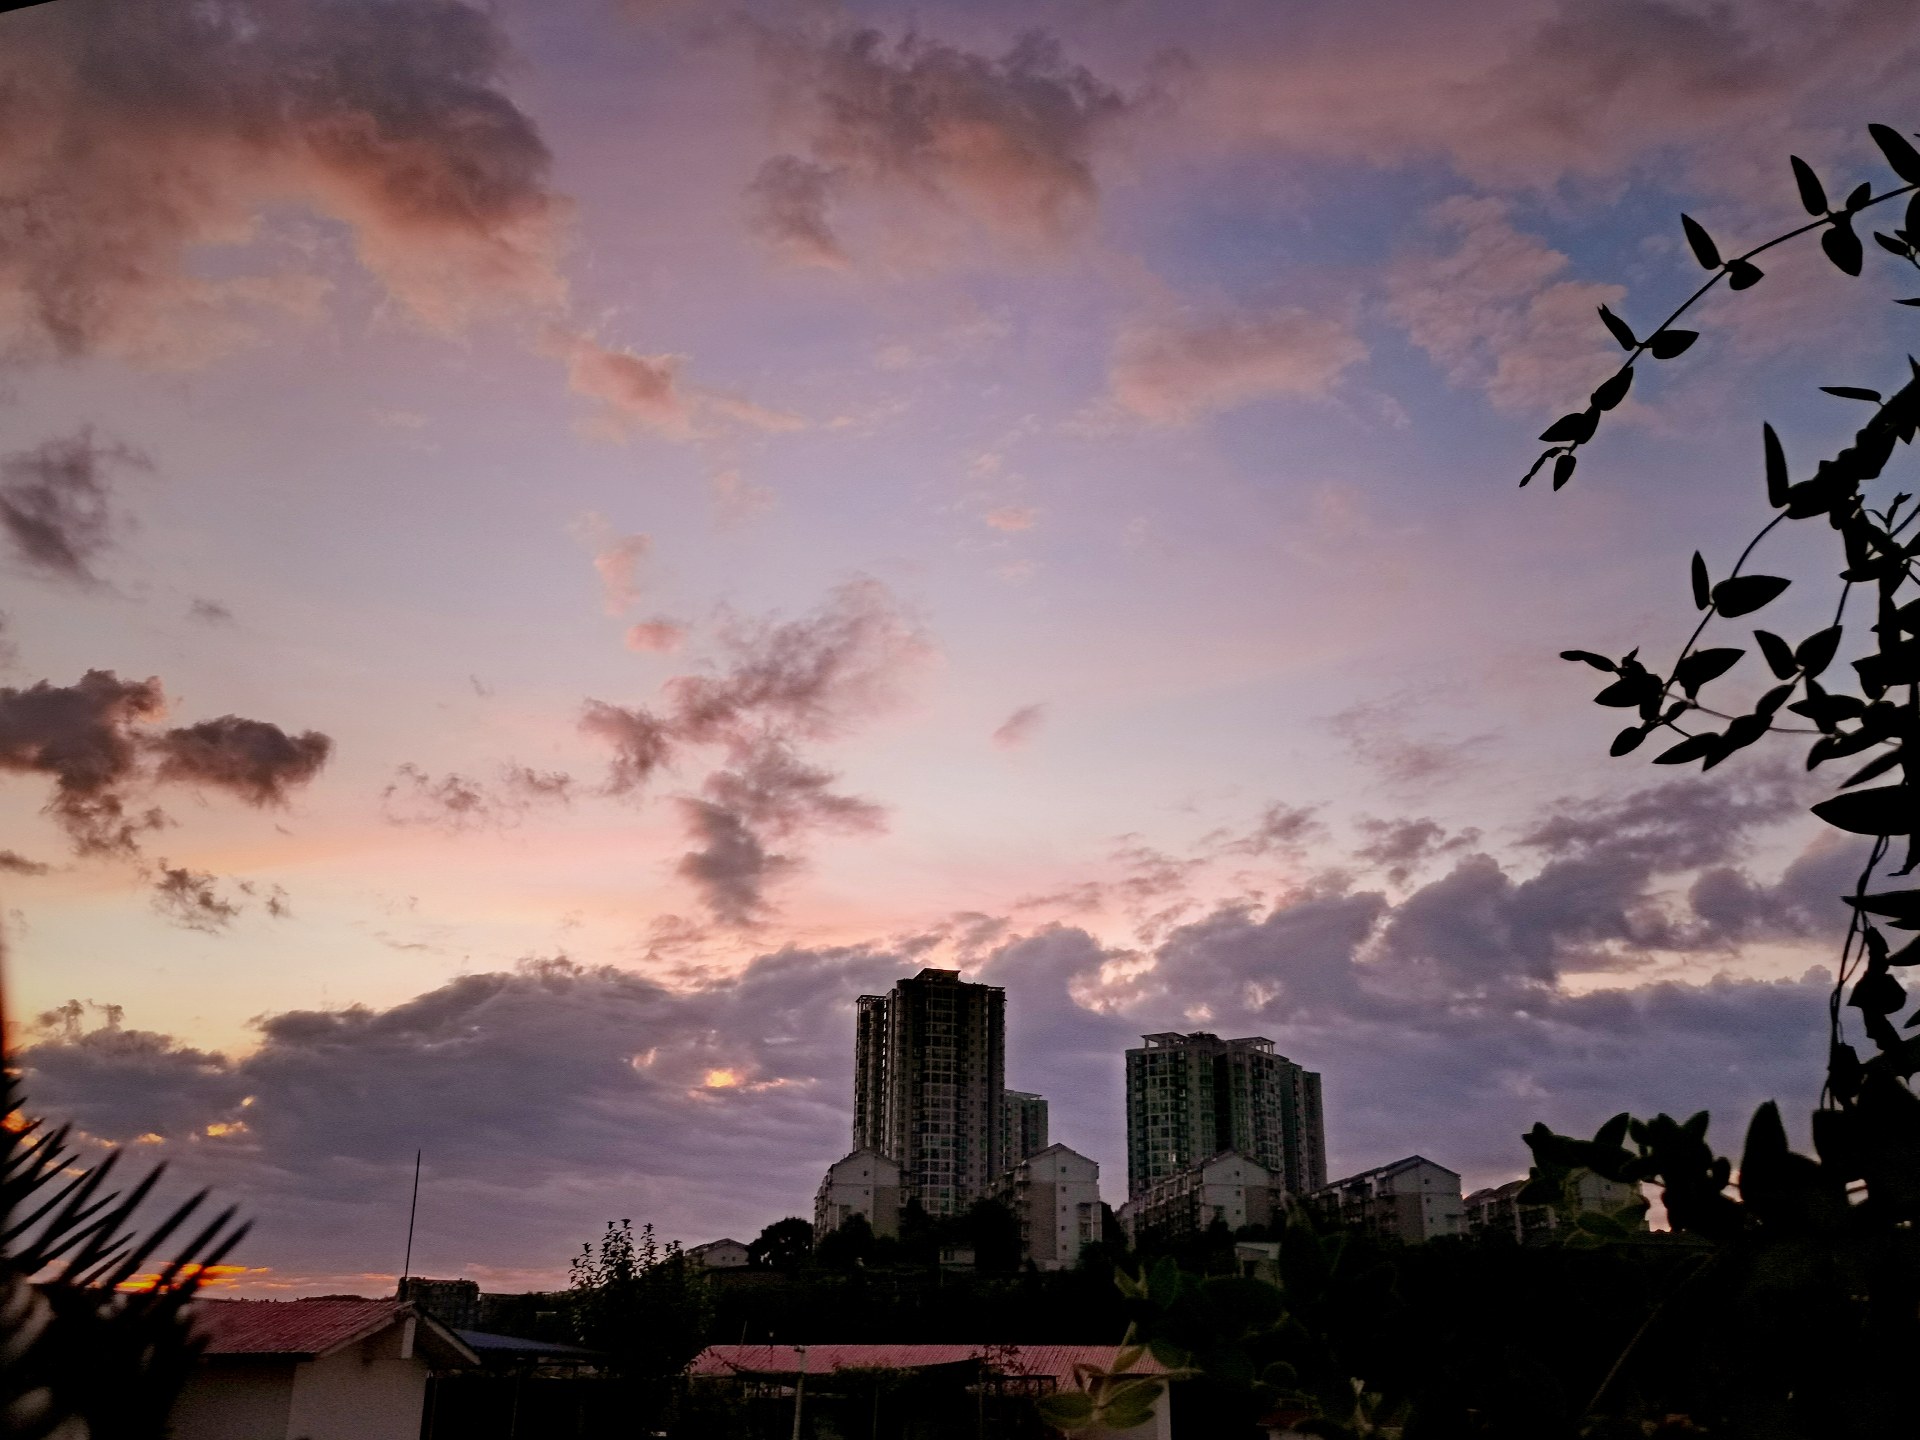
top-left (853, 968), bottom-right (1007, 1215)
top-left (686, 1238), bottom-right (752, 1270)
top-left (814, 1148), bottom-right (905, 1240)
top-left (1000, 1089), bottom-right (1049, 1167)
top-left (1124, 1032), bottom-right (1326, 1199)
top-left (1464, 1172), bottom-right (1646, 1244)
top-left (1306, 1156), bottom-right (1463, 1243)
top-left (1119, 1152), bottom-right (1286, 1244)
top-left (996, 1143), bottom-right (1101, 1271)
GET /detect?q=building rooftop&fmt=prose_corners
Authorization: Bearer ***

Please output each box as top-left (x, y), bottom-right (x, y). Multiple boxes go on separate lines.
top-left (189, 1298), bottom-right (476, 1366)
top-left (689, 1344), bottom-right (1166, 1385)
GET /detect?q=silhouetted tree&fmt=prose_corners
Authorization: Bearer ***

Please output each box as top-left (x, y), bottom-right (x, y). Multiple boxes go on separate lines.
top-left (746, 1216), bottom-right (814, 1270)
top-left (567, 1220), bottom-right (710, 1382)
top-left (0, 1072), bottom-right (249, 1439)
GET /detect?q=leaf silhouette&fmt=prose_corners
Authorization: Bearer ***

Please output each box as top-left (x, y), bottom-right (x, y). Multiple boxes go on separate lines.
top-left (1597, 304), bottom-right (1637, 350)
top-left (1681, 214), bottom-right (1721, 269)
top-left (1811, 785), bottom-right (1915, 836)
top-left (1870, 123), bottom-right (1920, 183)
top-left (1822, 217), bottom-right (1864, 275)
top-left (1553, 453), bottom-right (1577, 489)
top-left (1754, 630), bottom-right (1797, 679)
top-left (1763, 423), bottom-right (1789, 507)
top-left (1791, 155), bottom-right (1829, 215)
top-left (1560, 650), bottom-right (1616, 671)
top-left (1795, 625), bottom-right (1843, 676)
top-left (1674, 647), bottom-right (1743, 695)
top-left (1648, 330), bottom-right (1698, 359)
top-left (1539, 409), bottom-right (1599, 443)
top-left (1821, 386), bottom-right (1882, 402)
top-left (1727, 259), bottom-right (1764, 290)
top-left (1712, 574), bottom-right (1790, 617)
top-left (1591, 367), bottom-right (1633, 411)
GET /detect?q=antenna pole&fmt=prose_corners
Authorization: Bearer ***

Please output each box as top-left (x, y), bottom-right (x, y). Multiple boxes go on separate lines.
top-left (400, 1149), bottom-right (422, 1296)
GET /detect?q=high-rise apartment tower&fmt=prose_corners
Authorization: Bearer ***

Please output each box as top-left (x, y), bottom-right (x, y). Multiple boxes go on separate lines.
top-left (1124, 1032), bottom-right (1326, 1199)
top-left (854, 969), bottom-right (1007, 1216)
top-left (1000, 1090), bottom-right (1049, 1167)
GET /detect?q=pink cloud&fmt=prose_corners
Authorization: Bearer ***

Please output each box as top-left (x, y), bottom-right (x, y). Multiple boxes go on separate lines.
top-left (0, 0), bottom-right (567, 364)
top-left (550, 330), bottom-right (694, 441)
top-left (572, 514), bottom-right (653, 616)
top-left (984, 506), bottom-right (1038, 532)
top-left (625, 621), bottom-right (688, 654)
top-left (991, 703), bottom-right (1046, 750)
top-left (1109, 307), bottom-right (1367, 423)
top-left (1384, 196), bottom-right (1623, 413)
top-left (746, 25), bottom-right (1133, 266)
top-left (1194, 0), bottom-right (1920, 195)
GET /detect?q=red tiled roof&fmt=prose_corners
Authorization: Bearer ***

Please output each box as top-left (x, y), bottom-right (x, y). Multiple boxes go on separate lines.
top-left (688, 1344), bottom-right (1166, 1384)
top-left (190, 1299), bottom-right (406, 1357)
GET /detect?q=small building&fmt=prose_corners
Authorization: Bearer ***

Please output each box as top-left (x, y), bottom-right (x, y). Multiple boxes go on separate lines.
top-left (1465, 1171), bottom-right (1646, 1244)
top-left (687, 1237), bottom-right (752, 1270)
top-left (1120, 1151), bottom-right (1285, 1245)
top-left (688, 1344), bottom-right (1171, 1439)
top-left (997, 1143), bottom-right (1101, 1271)
top-left (397, 1277), bottom-right (479, 1329)
top-left (170, 1298), bottom-right (477, 1440)
top-left (1306, 1156), bottom-right (1463, 1243)
top-left (813, 1147), bottom-right (904, 1241)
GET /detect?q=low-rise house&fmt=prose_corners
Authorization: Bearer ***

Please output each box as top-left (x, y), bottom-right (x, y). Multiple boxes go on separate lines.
top-left (687, 1237), bottom-right (752, 1270)
top-left (1306, 1156), bottom-right (1463, 1243)
top-left (996, 1143), bottom-right (1102, 1271)
top-left (813, 1147), bottom-right (904, 1241)
top-left (170, 1298), bottom-right (476, 1440)
top-left (1465, 1172), bottom-right (1646, 1244)
top-left (1120, 1151), bottom-right (1285, 1244)
top-left (688, 1344), bottom-right (1172, 1439)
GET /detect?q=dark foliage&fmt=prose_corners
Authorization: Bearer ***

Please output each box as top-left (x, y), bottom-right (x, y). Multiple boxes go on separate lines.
top-left (0, 1073), bottom-right (248, 1438)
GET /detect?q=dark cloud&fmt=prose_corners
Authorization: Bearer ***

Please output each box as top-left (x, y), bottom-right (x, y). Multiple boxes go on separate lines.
top-left (674, 800), bottom-right (797, 929)
top-left (744, 155), bottom-right (845, 269)
top-left (581, 579), bottom-right (928, 925)
top-left (665, 578), bottom-right (928, 746)
top-left (0, 850), bottom-right (51, 876)
top-left (381, 766), bottom-right (497, 832)
top-left (1218, 801), bottom-right (1325, 856)
top-left (152, 864), bottom-right (243, 933)
top-left (579, 701), bottom-right (676, 796)
top-left (21, 851), bottom-right (1845, 1290)
top-left (1329, 694), bottom-right (1494, 789)
top-left (747, 26), bottom-right (1132, 266)
top-left (0, 670), bottom-right (331, 856)
top-left (0, 670), bottom-right (168, 856)
top-left (677, 740), bottom-right (885, 926)
top-left (0, 0), bottom-right (565, 364)
top-left (19, 946), bottom-right (910, 1285)
top-left (1353, 816), bottom-right (1478, 884)
top-left (381, 762), bottom-right (573, 832)
top-left (154, 716), bottom-right (333, 807)
top-left (187, 598), bottom-right (233, 625)
top-left (0, 430), bottom-right (149, 585)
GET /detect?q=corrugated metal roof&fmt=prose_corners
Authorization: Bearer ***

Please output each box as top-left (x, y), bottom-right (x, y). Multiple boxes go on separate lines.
top-left (190, 1299), bottom-right (408, 1357)
top-left (688, 1344), bottom-right (1166, 1383)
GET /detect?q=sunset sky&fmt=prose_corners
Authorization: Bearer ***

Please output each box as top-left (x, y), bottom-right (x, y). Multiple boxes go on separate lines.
top-left (5, 0), bottom-right (1917, 1295)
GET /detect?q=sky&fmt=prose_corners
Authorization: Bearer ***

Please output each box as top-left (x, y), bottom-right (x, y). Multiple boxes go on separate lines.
top-left (3, 0), bottom-right (1917, 1296)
